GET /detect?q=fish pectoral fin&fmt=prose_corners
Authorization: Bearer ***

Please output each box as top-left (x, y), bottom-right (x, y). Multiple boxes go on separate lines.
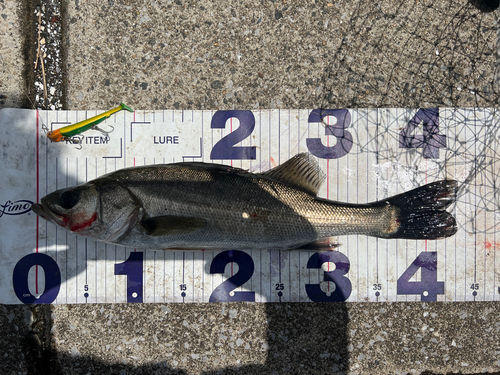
top-left (260, 153), bottom-right (326, 195)
top-left (139, 215), bottom-right (207, 236)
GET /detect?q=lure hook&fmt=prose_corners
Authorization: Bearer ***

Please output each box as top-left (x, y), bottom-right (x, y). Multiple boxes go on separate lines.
top-left (66, 135), bottom-right (83, 150)
top-left (91, 124), bottom-right (114, 140)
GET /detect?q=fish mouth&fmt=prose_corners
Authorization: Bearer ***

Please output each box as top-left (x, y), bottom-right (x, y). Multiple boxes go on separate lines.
top-left (31, 201), bottom-right (68, 227)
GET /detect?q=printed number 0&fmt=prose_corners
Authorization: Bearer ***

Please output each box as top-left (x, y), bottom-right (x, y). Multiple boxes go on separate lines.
top-left (13, 253), bottom-right (61, 304)
top-left (306, 109), bottom-right (353, 159)
top-left (306, 251), bottom-right (352, 302)
top-left (209, 250), bottom-right (255, 302)
top-left (210, 110), bottom-right (256, 160)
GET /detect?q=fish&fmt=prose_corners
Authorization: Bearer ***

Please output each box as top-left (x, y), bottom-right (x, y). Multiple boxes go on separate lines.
top-left (31, 153), bottom-right (457, 250)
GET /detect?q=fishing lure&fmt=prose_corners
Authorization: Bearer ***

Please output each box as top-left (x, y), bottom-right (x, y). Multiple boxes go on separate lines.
top-left (46, 103), bottom-right (134, 143)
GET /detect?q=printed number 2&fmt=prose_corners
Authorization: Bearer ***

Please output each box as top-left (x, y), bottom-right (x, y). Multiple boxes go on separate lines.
top-left (306, 109), bottom-right (353, 159)
top-left (397, 251), bottom-right (444, 302)
top-left (210, 110), bottom-right (256, 160)
top-left (306, 251), bottom-right (352, 302)
top-left (209, 250), bottom-right (255, 302)
top-left (399, 108), bottom-right (446, 159)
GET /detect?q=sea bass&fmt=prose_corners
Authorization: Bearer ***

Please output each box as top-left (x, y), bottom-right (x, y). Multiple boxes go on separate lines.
top-left (31, 153), bottom-right (457, 250)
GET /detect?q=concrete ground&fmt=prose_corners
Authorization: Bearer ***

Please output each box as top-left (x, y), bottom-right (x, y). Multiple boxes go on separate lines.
top-left (1, 0), bottom-right (500, 374)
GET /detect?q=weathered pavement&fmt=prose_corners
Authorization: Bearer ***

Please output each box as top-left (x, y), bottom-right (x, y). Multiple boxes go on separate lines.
top-left (1, 0), bottom-right (500, 374)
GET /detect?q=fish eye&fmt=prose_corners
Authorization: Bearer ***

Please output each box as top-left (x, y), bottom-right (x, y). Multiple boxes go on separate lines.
top-left (59, 190), bottom-right (80, 209)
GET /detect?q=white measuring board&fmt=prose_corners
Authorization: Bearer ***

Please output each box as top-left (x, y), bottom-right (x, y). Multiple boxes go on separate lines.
top-left (0, 107), bottom-right (498, 304)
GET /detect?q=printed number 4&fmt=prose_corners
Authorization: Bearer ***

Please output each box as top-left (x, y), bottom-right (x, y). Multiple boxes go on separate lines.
top-left (397, 252), bottom-right (444, 302)
top-left (399, 108), bottom-right (446, 159)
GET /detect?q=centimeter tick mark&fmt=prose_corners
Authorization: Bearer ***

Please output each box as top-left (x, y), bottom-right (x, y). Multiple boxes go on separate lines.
top-left (181, 252), bottom-right (186, 299)
top-left (278, 250), bottom-right (283, 299)
top-left (84, 238), bottom-right (89, 300)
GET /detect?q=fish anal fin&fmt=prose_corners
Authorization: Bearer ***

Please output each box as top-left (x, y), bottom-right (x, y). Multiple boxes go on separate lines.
top-left (140, 215), bottom-right (206, 236)
top-left (261, 153), bottom-right (326, 195)
top-left (296, 237), bottom-right (341, 251)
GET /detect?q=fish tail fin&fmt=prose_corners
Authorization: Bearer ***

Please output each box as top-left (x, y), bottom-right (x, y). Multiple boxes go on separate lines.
top-left (383, 180), bottom-right (457, 240)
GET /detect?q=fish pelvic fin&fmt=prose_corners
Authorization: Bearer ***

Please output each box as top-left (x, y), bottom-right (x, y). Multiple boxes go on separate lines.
top-left (380, 180), bottom-right (458, 240)
top-left (261, 153), bottom-right (326, 195)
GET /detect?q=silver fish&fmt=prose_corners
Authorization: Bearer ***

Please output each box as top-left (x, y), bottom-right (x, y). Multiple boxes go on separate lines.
top-left (31, 153), bottom-right (457, 250)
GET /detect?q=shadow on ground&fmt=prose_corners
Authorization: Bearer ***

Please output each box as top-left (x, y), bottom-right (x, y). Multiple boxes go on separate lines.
top-left (23, 303), bottom-right (349, 375)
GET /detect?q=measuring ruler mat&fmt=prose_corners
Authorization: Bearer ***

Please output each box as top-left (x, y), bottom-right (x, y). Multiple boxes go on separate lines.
top-left (0, 108), bottom-right (498, 304)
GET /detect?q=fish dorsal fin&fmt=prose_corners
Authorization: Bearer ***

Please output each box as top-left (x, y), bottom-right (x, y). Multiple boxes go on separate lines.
top-left (140, 215), bottom-right (206, 237)
top-left (261, 153), bottom-right (326, 195)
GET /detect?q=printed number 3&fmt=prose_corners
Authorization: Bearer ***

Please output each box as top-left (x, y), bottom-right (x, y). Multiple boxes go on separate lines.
top-left (305, 251), bottom-right (352, 302)
top-left (306, 109), bottom-right (353, 159)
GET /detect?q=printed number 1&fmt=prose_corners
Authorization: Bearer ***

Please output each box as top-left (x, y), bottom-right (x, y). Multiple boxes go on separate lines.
top-left (114, 252), bottom-right (144, 303)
